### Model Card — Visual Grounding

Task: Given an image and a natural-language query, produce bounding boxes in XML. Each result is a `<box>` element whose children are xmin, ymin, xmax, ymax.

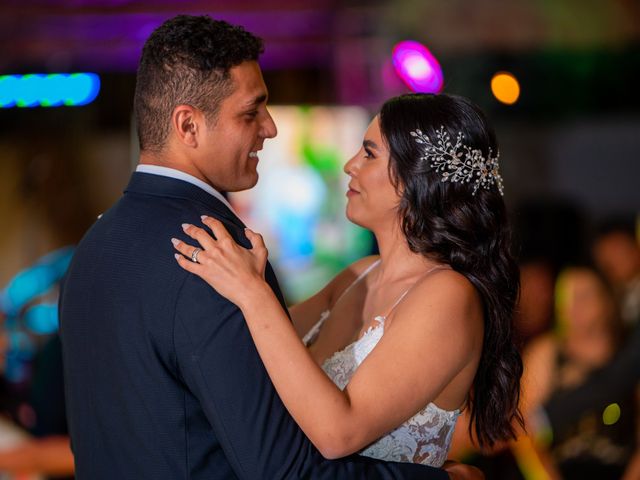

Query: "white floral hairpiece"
<box><xmin>410</xmin><ymin>126</ymin><xmax>504</xmax><ymax>196</ymax></box>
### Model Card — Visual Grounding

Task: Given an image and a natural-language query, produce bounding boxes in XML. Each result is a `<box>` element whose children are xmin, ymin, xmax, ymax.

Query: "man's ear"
<box><xmin>171</xmin><ymin>105</ymin><xmax>202</xmax><ymax>148</ymax></box>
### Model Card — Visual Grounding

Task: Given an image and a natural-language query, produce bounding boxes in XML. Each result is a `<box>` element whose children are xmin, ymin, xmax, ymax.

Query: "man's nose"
<box><xmin>261</xmin><ymin>110</ymin><xmax>277</xmax><ymax>139</ymax></box>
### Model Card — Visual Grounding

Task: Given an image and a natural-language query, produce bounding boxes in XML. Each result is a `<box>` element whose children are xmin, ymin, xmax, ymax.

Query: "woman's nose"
<box><xmin>343</xmin><ymin>154</ymin><xmax>358</xmax><ymax>176</ymax></box>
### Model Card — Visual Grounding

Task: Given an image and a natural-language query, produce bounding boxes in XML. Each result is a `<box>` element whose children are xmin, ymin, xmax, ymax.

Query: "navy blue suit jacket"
<box><xmin>59</xmin><ymin>172</ymin><xmax>447</xmax><ymax>479</ymax></box>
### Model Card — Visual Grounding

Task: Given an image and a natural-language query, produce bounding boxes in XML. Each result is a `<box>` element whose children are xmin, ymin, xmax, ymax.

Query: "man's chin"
<box><xmin>227</xmin><ymin>173</ymin><xmax>259</xmax><ymax>193</ymax></box>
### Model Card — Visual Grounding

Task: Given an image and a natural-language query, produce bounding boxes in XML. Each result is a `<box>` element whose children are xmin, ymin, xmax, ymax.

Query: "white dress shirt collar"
<box><xmin>135</xmin><ymin>164</ymin><xmax>236</xmax><ymax>215</ymax></box>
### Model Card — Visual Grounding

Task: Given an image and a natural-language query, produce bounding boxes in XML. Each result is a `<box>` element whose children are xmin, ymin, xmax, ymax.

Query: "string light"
<box><xmin>0</xmin><ymin>73</ymin><xmax>100</xmax><ymax>108</ymax></box>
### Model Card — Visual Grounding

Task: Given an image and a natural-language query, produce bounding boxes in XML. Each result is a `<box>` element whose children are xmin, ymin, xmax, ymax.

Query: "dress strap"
<box><xmin>303</xmin><ymin>259</ymin><xmax>381</xmax><ymax>346</ymax></box>
<box><xmin>332</xmin><ymin>258</ymin><xmax>381</xmax><ymax>307</ymax></box>
<box><xmin>382</xmin><ymin>265</ymin><xmax>451</xmax><ymax>319</ymax></box>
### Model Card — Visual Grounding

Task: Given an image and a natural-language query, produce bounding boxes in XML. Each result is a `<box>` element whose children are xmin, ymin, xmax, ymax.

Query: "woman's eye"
<box><xmin>364</xmin><ymin>148</ymin><xmax>374</xmax><ymax>159</ymax></box>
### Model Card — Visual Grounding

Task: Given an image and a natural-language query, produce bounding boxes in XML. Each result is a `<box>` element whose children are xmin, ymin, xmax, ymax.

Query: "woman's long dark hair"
<box><xmin>379</xmin><ymin>93</ymin><xmax>524</xmax><ymax>448</ymax></box>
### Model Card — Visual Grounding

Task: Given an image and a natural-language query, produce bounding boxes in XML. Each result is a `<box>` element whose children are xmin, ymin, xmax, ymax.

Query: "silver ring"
<box><xmin>191</xmin><ymin>248</ymin><xmax>202</xmax><ymax>263</ymax></box>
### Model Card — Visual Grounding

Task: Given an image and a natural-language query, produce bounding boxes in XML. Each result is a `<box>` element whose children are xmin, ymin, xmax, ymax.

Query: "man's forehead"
<box><xmin>228</xmin><ymin>61</ymin><xmax>268</xmax><ymax>101</ymax></box>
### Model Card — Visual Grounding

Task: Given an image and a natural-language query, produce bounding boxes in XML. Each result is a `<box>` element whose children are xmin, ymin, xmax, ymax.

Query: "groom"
<box><xmin>59</xmin><ymin>15</ymin><xmax>465</xmax><ymax>479</ymax></box>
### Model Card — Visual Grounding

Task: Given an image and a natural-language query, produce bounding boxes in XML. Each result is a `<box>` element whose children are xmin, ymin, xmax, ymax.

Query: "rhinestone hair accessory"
<box><xmin>410</xmin><ymin>126</ymin><xmax>504</xmax><ymax>196</ymax></box>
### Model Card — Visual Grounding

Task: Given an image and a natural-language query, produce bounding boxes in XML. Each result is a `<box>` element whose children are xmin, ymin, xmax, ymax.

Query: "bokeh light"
<box><xmin>491</xmin><ymin>71</ymin><xmax>521</xmax><ymax>105</ymax></box>
<box><xmin>0</xmin><ymin>73</ymin><xmax>100</xmax><ymax>108</ymax></box>
<box><xmin>392</xmin><ymin>41</ymin><xmax>444</xmax><ymax>93</ymax></box>
<box><xmin>602</xmin><ymin>403</ymin><xmax>621</xmax><ymax>425</ymax></box>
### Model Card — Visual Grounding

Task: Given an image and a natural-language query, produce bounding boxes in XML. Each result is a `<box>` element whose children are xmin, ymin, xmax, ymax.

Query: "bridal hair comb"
<box><xmin>410</xmin><ymin>126</ymin><xmax>504</xmax><ymax>196</ymax></box>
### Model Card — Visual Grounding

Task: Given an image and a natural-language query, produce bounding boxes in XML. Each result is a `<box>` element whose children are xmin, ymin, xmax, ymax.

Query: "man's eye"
<box><xmin>364</xmin><ymin>148</ymin><xmax>374</xmax><ymax>159</ymax></box>
<box><xmin>245</xmin><ymin>111</ymin><xmax>259</xmax><ymax>119</ymax></box>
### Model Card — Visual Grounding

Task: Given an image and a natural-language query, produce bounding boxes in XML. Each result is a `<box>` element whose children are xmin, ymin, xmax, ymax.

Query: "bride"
<box><xmin>172</xmin><ymin>93</ymin><xmax>523</xmax><ymax>466</ymax></box>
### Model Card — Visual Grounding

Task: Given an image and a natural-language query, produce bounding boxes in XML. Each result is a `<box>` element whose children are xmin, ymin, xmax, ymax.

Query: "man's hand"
<box><xmin>443</xmin><ymin>460</ymin><xmax>484</xmax><ymax>480</ymax></box>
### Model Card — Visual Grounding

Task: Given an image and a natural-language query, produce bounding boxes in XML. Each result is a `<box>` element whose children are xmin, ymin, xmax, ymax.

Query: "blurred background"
<box><xmin>0</xmin><ymin>0</ymin><xmax>639</xmax><ymax>478</ymax></box>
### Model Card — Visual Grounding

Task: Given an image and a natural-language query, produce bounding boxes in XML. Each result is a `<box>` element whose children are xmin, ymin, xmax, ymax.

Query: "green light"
<box><xmin>603</xmin><ymin>403</ymin><xmax>621</xmax><ymax>425</ymax></box>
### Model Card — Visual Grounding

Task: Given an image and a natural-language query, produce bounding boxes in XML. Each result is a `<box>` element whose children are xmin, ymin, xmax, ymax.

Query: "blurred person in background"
<box><xmin>0</xmin><ymin>253</ymin><xmax>74</xmax><ymax>479</ymax></box>
<box><xmin>515</xmin><ymin>259</ymin><xmax>556</xmax><ymax>346</ymax></box>
<box><xmin>593</xmin><ymin>217</ymin><xmax>640</xmax><ymax>327</ymax></box>
<box><xmin>521</xmin><ymin>266</ymin><xmax>640</xmax><ymax>479</ymax></box>
<box><xmin>0</xmin><ymin>131</ymin><xmax>93</xmax><ymax>478</ymax></box>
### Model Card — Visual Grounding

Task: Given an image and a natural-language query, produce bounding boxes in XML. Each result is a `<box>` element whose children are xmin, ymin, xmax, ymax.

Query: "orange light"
<box><xmin>491</xmin><ymin>72</ymin><xmax>520</xmax><ymax>105</ymax></box>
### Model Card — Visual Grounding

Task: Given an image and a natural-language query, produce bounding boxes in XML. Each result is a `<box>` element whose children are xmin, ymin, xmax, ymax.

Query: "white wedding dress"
<box><xmin>303</xmin><ymin>261</ymin><xmax>460</xmax><ymax>467</ymax></box>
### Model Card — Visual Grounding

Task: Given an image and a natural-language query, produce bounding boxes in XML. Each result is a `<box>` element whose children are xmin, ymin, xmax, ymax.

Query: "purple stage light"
<box><xmin>392</xmin><ymin>41</ymin><xmax>443</xmax><ymax>93</ymax></box>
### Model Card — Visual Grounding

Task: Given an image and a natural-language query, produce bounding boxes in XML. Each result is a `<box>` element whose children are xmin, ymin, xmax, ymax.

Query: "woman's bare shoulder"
<box><xmin>389</xmin><ymin>268</ymin><xmax>484</xmax><ymax>350</ymax></box>
<box><xmin>410</xmin><ymin>268</ymin><xmax>481</xmax><ymax>313</ymax></box>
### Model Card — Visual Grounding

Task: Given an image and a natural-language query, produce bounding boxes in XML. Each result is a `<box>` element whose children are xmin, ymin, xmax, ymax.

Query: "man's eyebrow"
<box><xmin>246</xmin><ymin>93</ymin><xmax>268</xmax><ymax>107</ymax></box>
<box><xmin>363</xmin><ymin>139</ymin><xmax>379</xmax><ymax>150</ymax></box>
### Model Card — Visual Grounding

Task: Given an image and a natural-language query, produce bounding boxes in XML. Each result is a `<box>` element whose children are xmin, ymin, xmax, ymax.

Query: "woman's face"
<box><xmin>343</xmin><ymin>116</ymin><xmax>402</xmax><ymax>230</ymax></box>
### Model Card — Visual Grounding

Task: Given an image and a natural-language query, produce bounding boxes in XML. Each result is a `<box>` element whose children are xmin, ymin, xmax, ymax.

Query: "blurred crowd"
<box><xmin>450</xmin><ymin>205</ymin><xmax>640</xmax><ymax>479</ymax></box>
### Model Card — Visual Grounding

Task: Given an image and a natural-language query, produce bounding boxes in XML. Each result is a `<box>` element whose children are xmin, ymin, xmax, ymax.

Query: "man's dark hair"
<box><xmin>134</xmin><ymin>15</ymin><xmax>264</xmax><ymax>152</ymax></box>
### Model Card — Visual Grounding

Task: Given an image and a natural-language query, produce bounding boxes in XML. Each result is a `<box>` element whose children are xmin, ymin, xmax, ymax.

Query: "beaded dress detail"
<box><xmin>303</xmin><ymin>261</ymin><xmax>460</xmax><ymax>467</ymax></box>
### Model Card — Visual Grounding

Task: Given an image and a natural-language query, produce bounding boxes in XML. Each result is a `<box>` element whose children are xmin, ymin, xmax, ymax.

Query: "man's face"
<box><xmin>194</xmin><ymin>61</ymin><xmax>277</xmax><ymax>192</ymax></box>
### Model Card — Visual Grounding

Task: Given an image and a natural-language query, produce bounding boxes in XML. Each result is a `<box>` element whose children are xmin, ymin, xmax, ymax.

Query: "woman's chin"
<box><xmin>345</xmin><ymin>209</ymin><xmax>367</xmax><ymax>229</ymax></box>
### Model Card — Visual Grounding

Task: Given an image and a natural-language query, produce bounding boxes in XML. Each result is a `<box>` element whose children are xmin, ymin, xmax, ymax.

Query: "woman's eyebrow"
<box><xmin>363</xmin><ymin>139</ymin><xmax>379</xmax><ymax>150</ymax></box>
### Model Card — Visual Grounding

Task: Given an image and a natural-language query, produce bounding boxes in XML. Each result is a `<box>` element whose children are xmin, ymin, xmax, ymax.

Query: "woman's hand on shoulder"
<box><xmin>172</xmin><ymin>216</ymin><xmax>271</xmax><ymax>309</ymax></box>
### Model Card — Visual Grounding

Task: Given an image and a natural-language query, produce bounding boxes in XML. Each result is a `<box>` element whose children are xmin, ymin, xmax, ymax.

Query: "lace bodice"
<box><xmin>302</xmin><ymin>261</ymin><xmax>460</xmax><ymax>467</ymax></box>
<box><xmin>322</xmin><ymin>312</ymin><xmax>459</xmax><ymax>467</ymax></box>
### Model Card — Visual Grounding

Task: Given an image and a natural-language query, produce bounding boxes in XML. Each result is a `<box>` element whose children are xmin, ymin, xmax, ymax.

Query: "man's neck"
<box><xmin>136</xmin><ymin>155</ymin><xmax>237</xmax><ymax>215</ymax></box>
<box><xmin>139</xmin><ymin>151</ymin><xmax>207</xmax><ymax>184</ymax></box>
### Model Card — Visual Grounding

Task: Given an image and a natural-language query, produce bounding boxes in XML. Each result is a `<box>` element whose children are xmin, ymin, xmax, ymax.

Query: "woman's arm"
<box><xmin>174</xmin><ymin>218</ymin><xmax>481</xmax><ymax>458</ymax></box>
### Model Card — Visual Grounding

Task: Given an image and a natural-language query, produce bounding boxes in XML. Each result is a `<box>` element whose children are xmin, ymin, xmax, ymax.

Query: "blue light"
<box><xmin>0</xmin><ymin>75</ymin><xmax>18</xmax><ymax>107</ymax></box>
<box><xmin>0</xmin><ymin>247</ymin><xmax>74</xmax><ymax>316</ymax></box>
<box><xmin>0</xmin><ymin>73</ymin><xmax>100</xmax><ymax>108</ymax></box>
<box><xmin>24</xmin><ymin>303</ymin><xmax>59</xmax><ymax>335</ymax></box>
<box><xmin>67</xmin><ymin>73</ymin><xmax>100</xmax><ymax>106</ymax></box>
<box><xmin>17</xmin><ymin>74</ymin><xmax>44</xmax><ymax>107</ymax></box>
<box><xmin>41</xmin><ymin>74</ymin><xmax>66</xmax><ymax>107</ymax></box>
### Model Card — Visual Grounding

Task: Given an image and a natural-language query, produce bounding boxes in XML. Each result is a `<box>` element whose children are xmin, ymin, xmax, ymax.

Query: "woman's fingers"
<box><xmin>200</xmin><ymin>216</ymin><xmax>233</xmax><ymax>244</ymax></box>
<box><xmin>171</xmin><ymin>238</ymin><xmax>203</xmax><ymax>262</ymax></box>
<box><xmin>244</xmin><ymin>228</ymin><xmax>265</xmax><ymax>249</ymax></box>
<box><xmin>181</xmin><ymin>223</ymin><xmax>217</xmax><ymax>251</ymax></box>
<box><xmin>174</xmin><ymin>251</ymin><xmax>204</xmax><ymax>275</ymax></box>
<box><xmin>245</xmin><ymin>228</ymin><xmax>268</xmax><ymax>259</ymax></box>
